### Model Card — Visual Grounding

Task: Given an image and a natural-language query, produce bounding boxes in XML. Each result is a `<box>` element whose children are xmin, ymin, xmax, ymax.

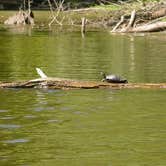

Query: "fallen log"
<box><xmin>1</xmin><ymin>68</ymin><xmax>165</xmax><ymax>90</ymax></box>
<box><xmin>151</xmin><ymin>7</ymin><xmax>166</xmax><ymax>19</ymax></box>
<box><xmin>128</xmin><ymin>21</ymin><xmax>166</xmax><ymax>32</ymax></box>
<box><xmin>0</xmin><ymin>78</ymin><xmax>166</xmax><ymax>90</ymax></box>
<box><xmin>112</xmin><ymin>9</ymin><xmax>166</xmax><ymax>33</ymax></box>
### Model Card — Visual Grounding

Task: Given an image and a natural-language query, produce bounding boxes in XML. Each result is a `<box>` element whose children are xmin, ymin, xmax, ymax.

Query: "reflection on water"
<box><xmin>3</xmin><ymin>138</ymin><xmax>29</xmax><ymax>144</ymax></box>
<box><xmin>0</xmin><ymin>124</ymin><xmax>21</xmax><ymax>129</ymax></box>
<box><xmin>4</xmin><ymin>25</ymin><xmax>33</xmax><ymax>36</ymax></box>
<box><xmin>0</xmin><ymin>28</ymin><xmax>166</xmax><ymax>83</ymax></box>
<box><xmin>129</xmin><ymin>36</ymin><xmax>135</xmax><ymax>73</ymax></box>
<box><xmin>0</xmin><ymin>88</ymin><xmax>165</xmax><ymax>166</ymax></box>
<box><xmin>0</xmin><ymin>110</ymin><xmax>9</xmax><ymax>113</ymax></box>
<box><xmin>0</xmin><ymin>28</ymin><xmax>166</xmax><ymax>166</ymax></box>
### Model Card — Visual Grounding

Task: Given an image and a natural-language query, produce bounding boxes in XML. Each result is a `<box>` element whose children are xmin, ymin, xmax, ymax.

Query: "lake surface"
<box><xmin>0</xmin><ymin>26</ymin><xmax>166</xmax><ymax>166</ymax></box>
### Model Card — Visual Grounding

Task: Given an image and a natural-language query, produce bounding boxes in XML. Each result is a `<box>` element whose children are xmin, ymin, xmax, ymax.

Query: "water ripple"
<box><xmin>0</xmin><ymin>124</ymin><xmax>21</xmax><ymax>129</ymax></box>
<box><xmin>47</xmin><ymin>119</ymin><xmax>60</xmax><ymax>123</ymax></box>
<box><xmin>2</xmin><ymin>139</ymin><xmax>29</xmax><ymax>144</ymax></box>
<box><xmin>24</xmin><ymin>115</ymin><xmax>37</xmax><ymax>119</ymax></box>
<box><xmin>0</xmin><ymin>110</ymin><xmax>9</xmax><ymax>113</ymax></box>
<box><xmin>0</xmin><ymin>116</ymin><xmax>14</xmax><ymax>120</ymax></box>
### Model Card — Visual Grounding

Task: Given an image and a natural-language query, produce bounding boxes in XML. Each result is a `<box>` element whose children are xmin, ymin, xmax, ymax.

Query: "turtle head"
<box><xmin>100</xmin><ymin>72</ymin><xmax>106</xmax><ymax>79</ymax></box>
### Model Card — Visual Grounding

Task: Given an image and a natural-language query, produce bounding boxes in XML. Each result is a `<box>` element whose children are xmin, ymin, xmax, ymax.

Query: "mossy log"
<box><xmin>0</xmin><ymin>78</ymin><xmax>166</xmax><ymax>90</ymax></box>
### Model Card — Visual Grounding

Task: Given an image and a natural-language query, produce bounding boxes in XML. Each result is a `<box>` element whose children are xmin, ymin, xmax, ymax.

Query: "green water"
<box><xmin>0</xmin><ymin>27</ymin><xmax>166</xmax><ymax>166</ymax></box>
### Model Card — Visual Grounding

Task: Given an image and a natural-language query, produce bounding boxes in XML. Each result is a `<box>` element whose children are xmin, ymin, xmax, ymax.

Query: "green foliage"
<box><xmin>93</xmin><ymin>4</ymin><xmax>121</xmax><ymax>11</ymax></box>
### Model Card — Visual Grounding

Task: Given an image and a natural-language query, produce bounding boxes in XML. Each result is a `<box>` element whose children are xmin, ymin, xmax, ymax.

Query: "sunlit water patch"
<box><xmin>0</xmin><ymin>124</ymin><xmax>21</xmax><ymax>129</ymax></box>
<box><xmin>2</xmin><ymin>138</ymin><xmax>29</xmax><ymax>144</ymax></box>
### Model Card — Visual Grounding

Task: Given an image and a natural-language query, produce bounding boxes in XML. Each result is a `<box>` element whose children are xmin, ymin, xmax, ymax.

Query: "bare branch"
<box><xmin>127</xmin><ymin>10</ymin><xmax>136</xmax><ymax>29</ymax></box>
<box><xmin>111</xmin><ymin>15</ymin><xmax>124</xmax><ymax>32</ymax></box>
<box><xmin>48</xmin><ymin>0</ymin><xmax>65</xmax><ymax>27</ymax></box>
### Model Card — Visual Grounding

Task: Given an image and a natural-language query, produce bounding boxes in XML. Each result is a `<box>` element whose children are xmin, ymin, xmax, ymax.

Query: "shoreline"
<box><xmin>0</xmin><ymin>1</ymin><xmax>165</xmax><ymax>32</ymax></box>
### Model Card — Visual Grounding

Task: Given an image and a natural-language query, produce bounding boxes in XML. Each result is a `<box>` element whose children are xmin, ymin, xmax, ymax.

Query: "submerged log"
<box><xmin>0</xmin><ymin>78</ymin><xmax>166</xmax><ymax>90</ymax></box>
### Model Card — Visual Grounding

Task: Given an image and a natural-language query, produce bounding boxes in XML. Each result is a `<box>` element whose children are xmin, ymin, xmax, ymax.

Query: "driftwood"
<box><xmin>129</xmin><ymin>21</ymin><xmax>166</xmax><ymax>32</ymax></box>
<box><xmin>112</xmin><ymin>8</ymin><xmax>166</xmax><ymax>33</ymax></box>
<box><xmin>0</xmin><ymin>69</ymin><xmax>165</xmax><ymax>90</ymax></box>
<box><xmin>0</xmin><ymin>78</ymin><xmax>166</xmax><ymax>90</ymax></box>
<box><xmin>4</xmin><ymin>0</ymin><xmax>34</xmax><ymax>25</ymax></box>
<box><xmin>4</xmin><ymin>10</ymin><xmax>34</xmax><ymax>25</ymax></box>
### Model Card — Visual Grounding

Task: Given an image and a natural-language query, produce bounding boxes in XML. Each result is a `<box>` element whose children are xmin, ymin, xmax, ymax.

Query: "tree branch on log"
<box><xmin>126</xmin><ymin>10</ymin><xmax>136</xmax><ymax>29</ymax></box>
<box><xmin>119</xmin><ymin>10</ymin><xmax>136</xmax><ymax>32</ymax></box>
<box><xmin>111</xmin><ymin>15</ymin><xmax>124</xmax><ymax>32</ymax></box>
<box><xmin>111</xmin><ymin>9</ymin><xmax>166</xmax><ymax>33</ymax></box>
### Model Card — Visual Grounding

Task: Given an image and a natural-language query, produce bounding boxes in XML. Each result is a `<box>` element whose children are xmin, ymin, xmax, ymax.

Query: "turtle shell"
<box><xmin>105</xmin><ymin>74</ymin><xmax>127</xmax><ymax>83</ymax></box>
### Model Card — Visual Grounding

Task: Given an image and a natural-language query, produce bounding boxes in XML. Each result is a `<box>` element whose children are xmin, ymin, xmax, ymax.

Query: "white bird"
<box><xmin>36</xmin><ymin>68</ymin><xmax>48</xmax><ymax>79</ymax></box>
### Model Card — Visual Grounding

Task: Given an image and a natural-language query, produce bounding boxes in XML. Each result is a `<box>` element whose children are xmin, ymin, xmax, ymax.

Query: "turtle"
<box><xmin>101</xmin><ymin>72</ymin><xmax>128</xmax><ymax>83</ymax></box>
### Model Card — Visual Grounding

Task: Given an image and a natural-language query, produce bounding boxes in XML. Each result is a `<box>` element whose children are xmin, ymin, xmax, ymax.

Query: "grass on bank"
<box><xmin>0</xmin><ymin>9</ymin><xmax>113</xmax><ymax>26</ymax></box>
<box><xmin>0</xmin><ymin>0</ymin><xmax>165</xmax><ymax>26</ymax></box>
